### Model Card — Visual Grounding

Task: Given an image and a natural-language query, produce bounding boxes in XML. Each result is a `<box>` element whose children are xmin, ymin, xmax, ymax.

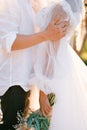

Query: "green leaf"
<box><xmin>25</xmin><ymin>92</ymin><xmax>56</xmax><ymax>130</ymax></box>
<box><xmin>35</xmin><ymin>119</ymin><xmax>40</xmax><ymax>130</ymax></box>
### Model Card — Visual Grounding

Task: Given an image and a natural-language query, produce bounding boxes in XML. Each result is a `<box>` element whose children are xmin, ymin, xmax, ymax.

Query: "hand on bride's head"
<box><xmin>43</xmin><ymin>17</ymin><xmax>69</xmax><ymax>41</ymax></box>
<box><xmin>52</xmin><ymin>16</ymin><xmax>62</xmax><ymax>25</ymax></box>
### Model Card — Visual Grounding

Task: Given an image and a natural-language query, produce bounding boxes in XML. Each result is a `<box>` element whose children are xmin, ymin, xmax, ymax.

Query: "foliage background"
<box><xmin>80</xmin><ymin>39</ymin><xmax>87</xmax><ymax>65</ymax></box>
<box><xmin>78</xmin><ymin>2</ymin><xmax>87</xmax><ymax>65</ymax></box>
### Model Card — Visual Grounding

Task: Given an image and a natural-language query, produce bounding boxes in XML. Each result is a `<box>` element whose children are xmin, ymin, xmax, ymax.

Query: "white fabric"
<box><xmin>34</xmin><ymin>0</ymin><xmax>87</xmax><ymax>130</ymax></box>
<box><xmin>35</xmin><ymin>0</ymin><xmax>83</xmax><ymax>88</ymax></box>
<box><xmin>0</xmin><ymin>0</ymin><xmax>39</xmax><ymax>95</ymax></box>
<box><xmin>66</xmin><ymin>0</ymin><xmax>84</xmax><ymax>12</ymax></box>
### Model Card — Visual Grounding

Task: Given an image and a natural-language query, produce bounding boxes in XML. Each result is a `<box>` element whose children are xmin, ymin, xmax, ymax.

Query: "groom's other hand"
<box><xmin>43</xmin><ymin>17</ymin><xmax>69</xmax><ymax>41</ymax></box>
<box><xmin>39</xmin><ymin>90</ymin><xmax>52</xmax><ymax>117</ymax></box>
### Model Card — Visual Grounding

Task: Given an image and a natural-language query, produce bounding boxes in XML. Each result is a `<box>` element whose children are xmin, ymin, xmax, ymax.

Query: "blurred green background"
<box><xmin>80</xmin><ymin>39</ymin><xmax>87</xmax><ymax>65</ymax></box>
<box><xmin>76</xmin><ymin>2</ymin><xmax>87</xmax><ymax>65</ymax></box>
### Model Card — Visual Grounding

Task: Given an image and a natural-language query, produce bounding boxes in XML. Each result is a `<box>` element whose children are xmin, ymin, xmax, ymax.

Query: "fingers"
<box><xmin>41</xmin><ymin>104</ymin><xmax>52</xmax><ymax>117</ymax></box>
<box><xmin>56</xmin><ymin>21</ymin><xmax>69</xmax><ymax>28</ymax></box>
<box><xmin>46</xmin><ymin>103</ymin><xmax>52</xmax><ymax>115</ymax></box>
<box><xmin>39</xmin><ymin>90</ymin><xmax>52</xmax><ymax>117</ymax></box>
<box><xmin>55</xmin><ymin>20</ymin><xmax>69</xmax><ymax>36</ymax></box>
<box><xmin>40</xmin><ymin>98</ymin><xmax>52</xmax><ymax>117</ymax></box>
<box><xmin>45</xmin><ymin>16</ymin><xmax>70</xmax><ymax>41</ymax></box>
<box><xmin>45</xmin><ymin>104</ymin><xmax>52</xmax><ymax>115</ymax></box>
<box><xmin>52</xmin><ymin>16</ymin><xmax>61</xmax><ymax>25</ymax></box>
<box><xmin>63</xmin><ymin>21</ymin><xmax>70</xmax><ymax>28</ymax></box>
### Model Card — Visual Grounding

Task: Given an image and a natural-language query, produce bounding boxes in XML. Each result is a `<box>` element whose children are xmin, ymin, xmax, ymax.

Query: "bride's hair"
<box><xmin>37</xmin><ymin>2</ymin><xmax>69</xmax><ymax>31</ymax></box>
<box><xmin>51</xmin><ymin>4</ymin><xmax>68</xmax><ymax>24</ymax></box>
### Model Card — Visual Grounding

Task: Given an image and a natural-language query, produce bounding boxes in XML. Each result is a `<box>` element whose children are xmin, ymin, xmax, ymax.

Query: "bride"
<box><xmin>31</xmin><ymin>0</ymin><xmax>87</xmax><ymax>130</ymax></box>
<box><xmin>0</xmin><ymin>0</ymin><xmax>86</xmax><ymax>129</ymax></box>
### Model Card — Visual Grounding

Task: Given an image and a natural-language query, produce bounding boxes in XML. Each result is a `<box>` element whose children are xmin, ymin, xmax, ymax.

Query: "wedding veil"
<box><xmin>66</xmin><ymin>0</ymin><xmax>85</xmax><ymax>22</ymax></box>
<box><xmin>66</xmin><ymin>0</ymin><xmax>84</xmax><ymax>12</ymax></box>
<box><xmin>29</xmin><ymin>0</ymin><xmax>85</xmax><ymax>91</ymax></box>
<box><xmin>48</xmin><ymin>0</ymin><xmax>84</xmax><ymax>12</ymax></box>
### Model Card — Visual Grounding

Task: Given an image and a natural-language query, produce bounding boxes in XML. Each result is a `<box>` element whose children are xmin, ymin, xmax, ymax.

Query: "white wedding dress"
<box><xmin>31</xmin><ymin>0</ymin><xmax>87</xmax><ymax>130</ymax></box>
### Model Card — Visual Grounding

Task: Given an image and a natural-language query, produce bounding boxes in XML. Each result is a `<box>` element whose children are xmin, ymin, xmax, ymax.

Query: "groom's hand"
<box><xmin>39</xmin><ymin>90</ymin><xmax>52</xmax><ymax>117</ymax></box>
<box><xmin>43</xmin><ymin>17</ymin><xmax>69</xmax><ymax>41</ymax></box>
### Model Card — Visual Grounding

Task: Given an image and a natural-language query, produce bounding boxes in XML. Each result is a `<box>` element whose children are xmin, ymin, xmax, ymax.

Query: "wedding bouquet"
<box><xmin>16</xmin><ymin>85</ymin><xmax>55</xmax><ymax>130</ymax></box>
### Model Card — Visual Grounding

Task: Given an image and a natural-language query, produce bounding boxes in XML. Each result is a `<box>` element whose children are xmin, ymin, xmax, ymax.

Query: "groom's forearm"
<box><xmin>11</xmin><ymin>31</ymin><xmax>47</xmax><ymax>51</ymax></box>
<box><xmin>12</xmin><ymin>19</ymin><xmax>69</xmax><ymax>51</ymax></box>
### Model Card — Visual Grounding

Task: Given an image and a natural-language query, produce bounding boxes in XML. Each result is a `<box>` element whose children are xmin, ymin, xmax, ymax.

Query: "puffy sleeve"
<box><xmin>0</xmin><ymin>0</ymin><xmax>21</xmax><ymax>53</ymax></box>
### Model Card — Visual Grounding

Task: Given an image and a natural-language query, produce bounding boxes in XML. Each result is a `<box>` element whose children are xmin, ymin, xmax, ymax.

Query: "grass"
<box><xmin>80</xmin><ymin>39</ymin><xmax>87</xmax><ymax>65</ymax></box>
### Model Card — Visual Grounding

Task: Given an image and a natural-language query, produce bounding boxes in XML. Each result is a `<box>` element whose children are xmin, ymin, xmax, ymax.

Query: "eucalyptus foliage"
<box><xmin>25</xmin><ymin>93</ymin><xmax>55</xmax><ymax>130</ymax></box>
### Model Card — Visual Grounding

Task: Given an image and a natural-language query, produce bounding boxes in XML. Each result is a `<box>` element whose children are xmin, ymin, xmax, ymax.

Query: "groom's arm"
<box><xmin>12</xmin><ymin>18</ymin><xmax>69</xmax><ymax>51</ymax></box>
